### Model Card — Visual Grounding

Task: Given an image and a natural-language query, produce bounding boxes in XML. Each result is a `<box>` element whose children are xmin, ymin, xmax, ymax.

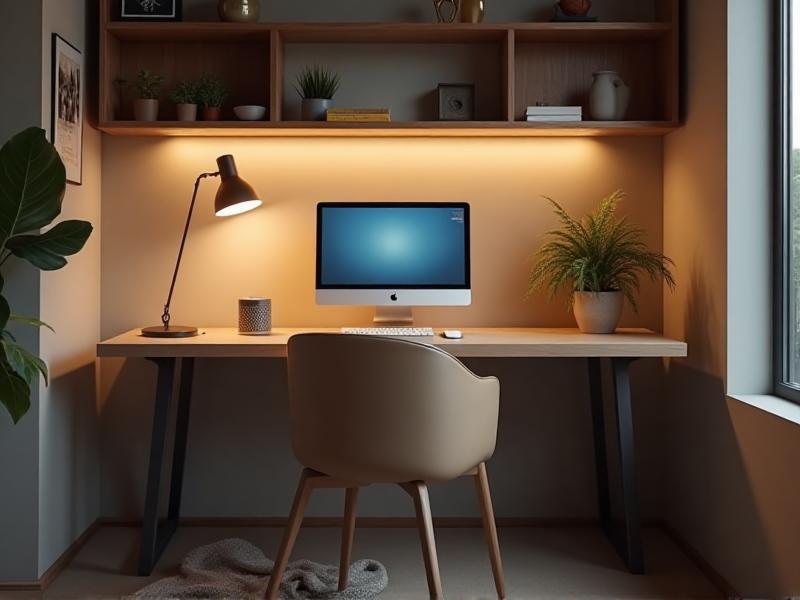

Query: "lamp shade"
<box><xmin>214</xmin><ymin>154</ymin><xmax>262</xmax><ymax>217</ymax></box>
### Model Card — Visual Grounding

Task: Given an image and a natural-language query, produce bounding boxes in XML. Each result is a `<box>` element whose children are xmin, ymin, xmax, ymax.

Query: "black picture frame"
<box><xmin>437</xmin><ymin>84</ymin><xmax>476</xmax><ymax>121</ymax></box>
<box><xmin>121</xmin><ymin>0</ymin><xmax>182</xmax><ymax>21</ymax></box>
<box><xmin>51</xmin><ymin>33</ymin><xmax>83</xmax><ymax>186</ymax></box>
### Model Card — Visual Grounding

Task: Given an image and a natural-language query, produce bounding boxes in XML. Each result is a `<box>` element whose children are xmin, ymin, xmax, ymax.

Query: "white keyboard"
<box><xmin>341</xmin><ymin>327</ymin><xmax>435</xmax><ymax>337</ymax></box>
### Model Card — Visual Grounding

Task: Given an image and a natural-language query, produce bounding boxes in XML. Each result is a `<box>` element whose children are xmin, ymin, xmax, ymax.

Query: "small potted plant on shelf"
<box><xmin>528</xmin><ymin>190</ymin><xmax>675</xmax><ymax>334</ymax></box>
<box><xmin>296</xmin><ymin>65</ymin><xmax>341</xmax><ymax>121</ymax></box>
<box><xmin>132</xmin><ymin>68</ymin><xmax>164</xmax><ymax>122</ymax></box>
<box><xmin>169</xmin><ymin>79</ymin><xmax>200</xmax><ymax>122</ymax></box>
<box><xmin>197</xmin><ymin>76</ymin><xmax>228</xmax><ymax>121</ymax></box>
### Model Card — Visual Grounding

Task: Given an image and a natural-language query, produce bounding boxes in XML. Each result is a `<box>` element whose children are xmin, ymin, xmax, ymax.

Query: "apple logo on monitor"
<box><xmin>390</xmin><ymin>293</ymin><xmax>398</xmax><ymax>302</ymax></box>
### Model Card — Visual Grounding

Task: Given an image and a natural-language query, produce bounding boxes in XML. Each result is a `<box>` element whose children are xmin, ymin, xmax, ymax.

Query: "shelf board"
<box><xmin>99</xmin><ymin>120</ymin><xmax>678</xmax><ymax>138</ymax></box>
<box><xmin>105</xmin><ymin>21</ymin><xmax>673</xmax><ymax>44</ymax></box>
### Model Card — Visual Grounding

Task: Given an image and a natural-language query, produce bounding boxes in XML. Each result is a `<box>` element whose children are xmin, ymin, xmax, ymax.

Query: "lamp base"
<box><xmin>141</xmin><ymin>325</ymin><xmax>199</xmax><ymax>338</ymax></box>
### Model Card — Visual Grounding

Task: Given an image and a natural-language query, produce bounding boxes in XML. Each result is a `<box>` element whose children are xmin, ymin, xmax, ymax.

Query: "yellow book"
<box><xmin>327</xmin><ymin>114</ymin><xmax>392</xmax><ymax>122</ymax></box>
<box><xmin>328</xmin><ymin>108</ymin><xmax>390</xmax><ymax>115</ymax></box>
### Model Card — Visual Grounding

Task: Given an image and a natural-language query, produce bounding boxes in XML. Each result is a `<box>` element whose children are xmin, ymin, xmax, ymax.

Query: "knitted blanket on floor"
<box><xmin>132</xmin><ymin>538</ymin><xmax>388</xmax><ymax>599</ymax></box>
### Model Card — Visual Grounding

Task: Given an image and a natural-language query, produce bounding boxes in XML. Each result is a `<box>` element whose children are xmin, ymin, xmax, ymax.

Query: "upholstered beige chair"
<box><xmin>265</xmin><ymin>334</ymin><xmax>504</xmax><ymax>599</ymax></box>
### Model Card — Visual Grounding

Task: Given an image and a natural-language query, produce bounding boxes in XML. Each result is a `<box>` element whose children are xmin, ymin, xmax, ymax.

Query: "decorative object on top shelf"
<box><xmin>551</xmin><ymin>0</ymin><xmax>597</xmax><ymax>22</ymax></box>
<box><xmin>121</xmin><ymin>0</ymin><xmax>182</xmax><ymax>21</ymax></box>
<box><xmin>131</xmin><ymin>68</ymin><xmax>163</xmax><ymax>122</ymax></box>
<box><xmin>460</xmin><ymin>0</ymin><xmax>485</xmax><ymax>23</ymax></box>
<box><xmin>218</xmin><ymin>0</ymin><xmax>260</xmax><ymax>22</ymax></box>
<box><xmin>327</xmin><ymin>108</ymin><xmax>391</xmax><ymax>123</ymax></box>
<box><xmin>51</xmin><ymin>34</ymin><xmax>83</xmax><ymax>185</ymax></box>
<box><xmin>589</xmin><ymin>71</ymin><xmax>630</xmax><ymax>120</ymax></box>
<box><xmin>238</xmin><ymin>298</ymin><xmax>272</xmax><ymax>335</ymax></box>
<box><xmin>234</xmin><ymin>105</ymin><xmax>267</xmax><ymax>121</ymax></box>
<box><xmin>438</xmin><ymin>84</ymin><xmax>475</xmax><ymax>121</ymax></box>
<box><xmin>197</xmin><ymin>76</ymin><xmax>228</xmax><ymax>121</ymax></box>
<box><xmin>169</xmin><ymin>80</ymin><xmax>200</xmax><ymax>122</ymax></box>
<box><xmin>296</xmin><ymin>66</ymin><xmax>341</xmax><ymax>121</ymax></box>
<box><xmin>525</xmin><ymin>105</ymin><xmax>582</xmax><ymax>122</ymax></box>
<box><xmin>433</xmin><ymin>0</ymin><xmax>460</xmax><ymax>23</ymax></box>
<box><xmin>528</xmin><ymin>190</ymin><xmax>675</xmax><ymax>334</ymax></box>
<box><xmin>0</xmin><ymin>127</ymin><xmax>93</xmax><ymax>424</ymax></box>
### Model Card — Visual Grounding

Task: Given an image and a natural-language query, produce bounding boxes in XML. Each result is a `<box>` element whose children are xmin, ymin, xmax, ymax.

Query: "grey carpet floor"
<box><xmin>10</xmin><ymin>526</ymin><xmax>721</xmax><ymax>599</ymax></box>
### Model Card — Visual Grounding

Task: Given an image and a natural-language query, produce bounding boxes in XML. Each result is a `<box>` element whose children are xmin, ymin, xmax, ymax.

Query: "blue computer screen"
<box><xmin>317</xmin><ymin>204</ymin><xmax>469</xmax><ymax>288</ymax></box>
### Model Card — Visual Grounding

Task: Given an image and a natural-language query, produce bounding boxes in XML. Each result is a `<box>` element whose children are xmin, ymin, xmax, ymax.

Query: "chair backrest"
<box><xmin>287</xmin><ymin>334</ymin><xmax>500</xmax><ymax>483</ymax></box>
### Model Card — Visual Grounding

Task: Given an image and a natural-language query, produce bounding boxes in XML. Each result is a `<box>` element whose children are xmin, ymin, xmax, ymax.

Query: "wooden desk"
<box><xmin>98</xmin><ymin>327</ymin><xmax>686</xmax><ymax>577</ymax></box>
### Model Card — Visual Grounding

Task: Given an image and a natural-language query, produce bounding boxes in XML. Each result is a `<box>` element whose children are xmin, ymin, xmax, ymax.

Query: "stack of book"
<box><xmin>327</xmin><ymin>108</ymin><xmax>391</xmax><ymax>123</ymax></box>
<box><xmin>525</xmin><ymin>106</ymin><xmax>582</xmax><ymax>122</ymax></box>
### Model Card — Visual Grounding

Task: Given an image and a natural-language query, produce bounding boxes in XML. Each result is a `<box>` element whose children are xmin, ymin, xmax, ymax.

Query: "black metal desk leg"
<box><xmin>139</xmin><ymin>357</ymin><xmax>176</xmax><ymax>576</ymax></box>
<box><xmin>138</xmin><ymin>357</ymin><xmax>196</xmax><ymax>576</ymax></box>
<box><xmin>587</xmin><ymin>358</ymin><xmax>611</xmax><ymax>525</ymax></box>
<box><xmin>611</xmin><ymin>357</ymin><xmax>644</xmax><ymax>574</ymax></box>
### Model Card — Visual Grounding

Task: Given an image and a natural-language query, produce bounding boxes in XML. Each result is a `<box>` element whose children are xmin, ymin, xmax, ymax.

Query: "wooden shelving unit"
<box><xmin>99</xmin><ymin>2</ymin><xmax>679</xmax><ymax>138</ymax></box>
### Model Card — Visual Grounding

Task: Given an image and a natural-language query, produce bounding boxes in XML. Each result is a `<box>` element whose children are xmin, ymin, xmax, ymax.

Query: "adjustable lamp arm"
<box><xmin>160</xmin><ymin>171</ymin><xmax>219</xmax><ymax>329</ymax></box>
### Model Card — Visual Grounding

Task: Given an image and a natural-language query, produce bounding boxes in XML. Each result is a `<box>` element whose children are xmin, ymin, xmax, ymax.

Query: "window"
<box><xmin>777</xmin><ymin>0</ymin><xmax>800</xmax><ymax>403</ymax></box>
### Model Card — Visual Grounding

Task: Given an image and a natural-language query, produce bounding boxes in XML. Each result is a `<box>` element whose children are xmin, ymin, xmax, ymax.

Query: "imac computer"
<box><xmin>316</xmin><ymin>202</ymin><xmax>471</xmax><ymax>324</ymax></box>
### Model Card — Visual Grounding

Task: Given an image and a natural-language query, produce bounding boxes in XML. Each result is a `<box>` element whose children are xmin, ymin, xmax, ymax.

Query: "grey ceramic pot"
<box><xmin>573</xmin><ymin>291</ymin><xmax>623</xmax><ymax>334</ymax></box>
<box><xmin>175</xmin><ymin>103</ymin><xmax>197</xmax><ymax>122</ymax></box>
<box><xmin>133</xmin><ymin>98</ymin><xmax>159</xmax><ymax>122</ymax></box>
<box><xmin>301</xmin><ymin>98</ymin><xmax>332</xmax><ymax>121</ymax></box>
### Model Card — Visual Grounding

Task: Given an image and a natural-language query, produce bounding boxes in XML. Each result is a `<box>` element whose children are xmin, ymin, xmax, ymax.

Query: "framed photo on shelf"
<box><xmin>51</xmin><ymin>34</ymin><xmax>83</xmax><ymax>185</ymax></box>
<box><xmin>437</xmin><ymin>84</ymin><xmax>476</xmax><ymax>121</ymax></box>
<box><xmin>121</xmin><ymin>0</ymin><xmax>182</xmax><ymax>21</ymax></box>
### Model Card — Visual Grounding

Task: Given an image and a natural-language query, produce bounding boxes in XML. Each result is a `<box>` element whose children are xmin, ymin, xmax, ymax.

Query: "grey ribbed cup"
<box><xmin>238</xmin><ymin>298</ymin><xmax>271</xmax><ymax>335</ymax></box>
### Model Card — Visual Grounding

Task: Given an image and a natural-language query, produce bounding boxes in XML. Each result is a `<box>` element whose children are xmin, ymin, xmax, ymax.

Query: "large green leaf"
<box><xmin>8</xmin><ymin>313</ymin><xmax>54</xmax><ymax>332</ymax></box>
<box><xmin>1</xmin><ymin>339</ymin><xmax>48</xmax><ymax>386</ymax></box>
<box><xmin>0</xmin><ymin>294</ymin><xmax>8</xmax><ymax>331</ymax></box>
<box><xmin>7</xmin><ymin>220</ymin><xmax>93</xmax><ymax>270</ymax></box>
<box><xmin>0</xmin><ymin>127</ymin><xmax>66</xmax><ymax>247</ymax></box>
<box><xmin>0</xmin><ymin>359</ymin><xmax>31</xmax><ymax>424</ymax></box>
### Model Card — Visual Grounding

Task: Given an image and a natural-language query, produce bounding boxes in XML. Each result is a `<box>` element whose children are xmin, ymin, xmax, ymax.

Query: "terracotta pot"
<box><xmin>202</xmin><ymin>107</ymin><xmax>222</xmax><ymax>121</ymax></box>
<box><xmin>559</xmin><ymin>0</ymin><xmax>591</xmax><ymax>16</ymax></box>
<box><xmin>573</xmin><ymin>291</ymin><xmax>623</xmax><ymax>334</ymax></box>
<box><xmin>176</xmin><ymin>103</ymin><xmax>197</xmax><ymax>122</ymax></box>
<box><xmin>133</xmin><ymin>98</ymin><xmax>159</xmax><ymax>122</ymax></box>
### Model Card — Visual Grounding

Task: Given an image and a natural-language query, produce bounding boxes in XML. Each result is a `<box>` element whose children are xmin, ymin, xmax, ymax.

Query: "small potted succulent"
<box><xmin>296</xmin><ymin>65</ymin><xmax>341</xmax><ymax>121</ymax></box>
<box><xmin>528</xmin><ymin>190</ymin><xmax>675</xmax><ymax>334</ymax></box>
<box><xmin>197</xmin><ymin>76</ymin><xmax>228</xmax><ymax>121</ymax></box>
<box><xmin>169</xmin><ymin>79</ymin><xmax>199</xmax><ymax>122</ymax></box>
<box><xmin>132</xmin><ymin>68</ymin><xmax>164</xmax><ymax>122</ymax></box>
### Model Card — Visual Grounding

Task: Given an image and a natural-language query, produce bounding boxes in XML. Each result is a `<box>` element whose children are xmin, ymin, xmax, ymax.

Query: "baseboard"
<box><xmin>99</xmin><ymin>516</ymin><xmax>599</xmax><ymax>529</ymax></box>
<box><xmin>655</xmin><ymin>520</ymin><xmax>741</xmax><ymax>600</ymax></box>
<box><xmin>0</xmin><ymin>519</ymin><xmax>100</xmax><ymax>592</ymax></box>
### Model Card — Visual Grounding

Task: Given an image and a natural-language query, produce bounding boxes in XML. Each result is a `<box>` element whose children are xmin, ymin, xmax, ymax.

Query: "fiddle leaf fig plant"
<box><xmin>528</xmin><ymin>190</ymin><xmax>675</xmax><ymax>311</ymax></box>
<box><xmin>0</xmin><ymin>127</ymin><xmax>93</xmax><ymax>424</ymax></box>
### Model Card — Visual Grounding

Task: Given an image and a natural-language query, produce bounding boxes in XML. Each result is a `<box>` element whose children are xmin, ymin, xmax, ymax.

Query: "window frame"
<box><xmin>775</xmin><ymin>0</ymin><xmax>800</xmax><ymax>403</ymax></box>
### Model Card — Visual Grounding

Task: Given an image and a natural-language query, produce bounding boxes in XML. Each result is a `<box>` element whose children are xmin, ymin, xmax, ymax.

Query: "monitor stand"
<box><xmin>373</xmin><ymin>306</ymin><xmax>413</xmax><ymax>324</ymax></box>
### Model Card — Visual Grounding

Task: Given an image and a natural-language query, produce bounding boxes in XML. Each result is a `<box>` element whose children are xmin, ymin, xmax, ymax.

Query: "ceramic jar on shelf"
<box><xmin>218</xmin><ymin>0</ymin><xmax>260</xmax><ymax>22</ymax></box>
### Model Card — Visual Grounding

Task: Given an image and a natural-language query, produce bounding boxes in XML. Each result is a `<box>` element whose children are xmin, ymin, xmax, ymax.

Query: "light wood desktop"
<box><xmin>97</xmin><ymin>327</ymin><xmax>687</xmax><ymax>578</ymax></box>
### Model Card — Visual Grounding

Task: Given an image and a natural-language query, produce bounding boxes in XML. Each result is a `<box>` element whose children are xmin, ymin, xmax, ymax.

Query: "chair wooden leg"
<box><xmin>339</xmin><ymin>487</ymin><xmax>359</xmax><ymax>592</ymax></box>
<box><xmin>401</xmin><ymin>481</ymin><xmax>443</xmax><ymax>599</ymax></box>
<box><xmin>265</xmin><ymin>469</ymin><xmax>314</xmax><ymax>600</ymax></box>
<box><xmin>474</xmin><ymin>463</ymin><xmax>505</xmax><ymax>599</ymax></box>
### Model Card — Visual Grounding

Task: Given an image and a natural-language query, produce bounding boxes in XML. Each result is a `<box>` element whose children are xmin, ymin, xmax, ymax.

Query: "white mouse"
<box><xmin>442</xmin><ymin>330</ymin><xmax>463</xmax><ymax>340</ymax></box>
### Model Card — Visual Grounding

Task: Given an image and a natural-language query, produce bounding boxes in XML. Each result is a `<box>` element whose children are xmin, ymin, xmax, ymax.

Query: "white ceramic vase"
<box><xmin>573</xmin><ymin>291</ymin><xmax>623</xmax><ymax>334</ymax></box>
<box><xmin>175</xmin><ymin>103</ymin><xmax>197</xmax><ymax>122</ymax></box>
<box><xmin>589</xmin><ymin>71</ymin><xmax>630</xmax><ymax>121</ymax></box>
<box><xmin>134</xmin><ymin>98</ymin><xmax>159</xmax><ymax>122</ymax></box>
<box><xmin>301</xmin><ymin>98</ymin><xmax>332</xmax><ymax>121</ymax></box>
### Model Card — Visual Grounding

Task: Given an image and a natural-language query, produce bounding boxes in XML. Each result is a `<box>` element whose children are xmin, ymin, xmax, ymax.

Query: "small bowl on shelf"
<box><xmin>234</xmin><ymin>105</ymin><xmax>267</xmax><ymax>121</ymax></box>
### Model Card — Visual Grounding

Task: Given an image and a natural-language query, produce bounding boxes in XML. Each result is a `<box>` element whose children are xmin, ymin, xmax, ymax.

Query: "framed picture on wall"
<box><xmin>121</xmin><ymin>0</ymin><xmax>182</xmax><ymax>21</ymax></box>
<box><xmin>51</xmin><ymin>34</ymin><xmax>83</xmax><ymax>185</ymax></box>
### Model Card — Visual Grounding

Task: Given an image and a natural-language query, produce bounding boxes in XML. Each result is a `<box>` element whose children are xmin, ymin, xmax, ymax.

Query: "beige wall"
<box><xmin>662</xmin><ymin>0</ymin><xmax>800</xmax><ymax>596</ymax></box>
<box><xmin>99</xmin><ymin>136</ymin><xmax>666</xmax><ymax>519</ymax></box>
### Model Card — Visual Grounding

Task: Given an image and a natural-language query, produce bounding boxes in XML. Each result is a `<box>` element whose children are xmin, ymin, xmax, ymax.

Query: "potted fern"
<box><xmin>197</xmin><ymin>76</ymin><xmax>228</xmax><ymax>121</ymax></box>
<box><xmin>132</xmin><ymin>68</ymin><xmax>164</xmax><ymax>122</ymax></box>
<box><xmin>169</xmin><ymin>79</ymin><xmax>199</xmax><ymax>122</ymax></box>
<box><xmin>296</xmin><ymin>65</ymin><xmax>341</xmax><ymax>121</ymax></box>
<box><xmin>528</xmin><ymin>190</ymin><xmax>675</xmax><ymax>334</ymax></box>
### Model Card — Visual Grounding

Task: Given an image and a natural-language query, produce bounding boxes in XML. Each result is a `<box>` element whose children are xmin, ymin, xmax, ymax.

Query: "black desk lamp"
<box><xmin>141</xmin><ymin>155</ymin><xmax>262</xmax><ymax>338</ymax></box>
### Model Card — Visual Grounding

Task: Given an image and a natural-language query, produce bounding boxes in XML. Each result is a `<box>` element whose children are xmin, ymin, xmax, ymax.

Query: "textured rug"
<box><xmin>132</xmin><ymin>538</ymin><xmax>388</xmax><ymax>599</ymax></box>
